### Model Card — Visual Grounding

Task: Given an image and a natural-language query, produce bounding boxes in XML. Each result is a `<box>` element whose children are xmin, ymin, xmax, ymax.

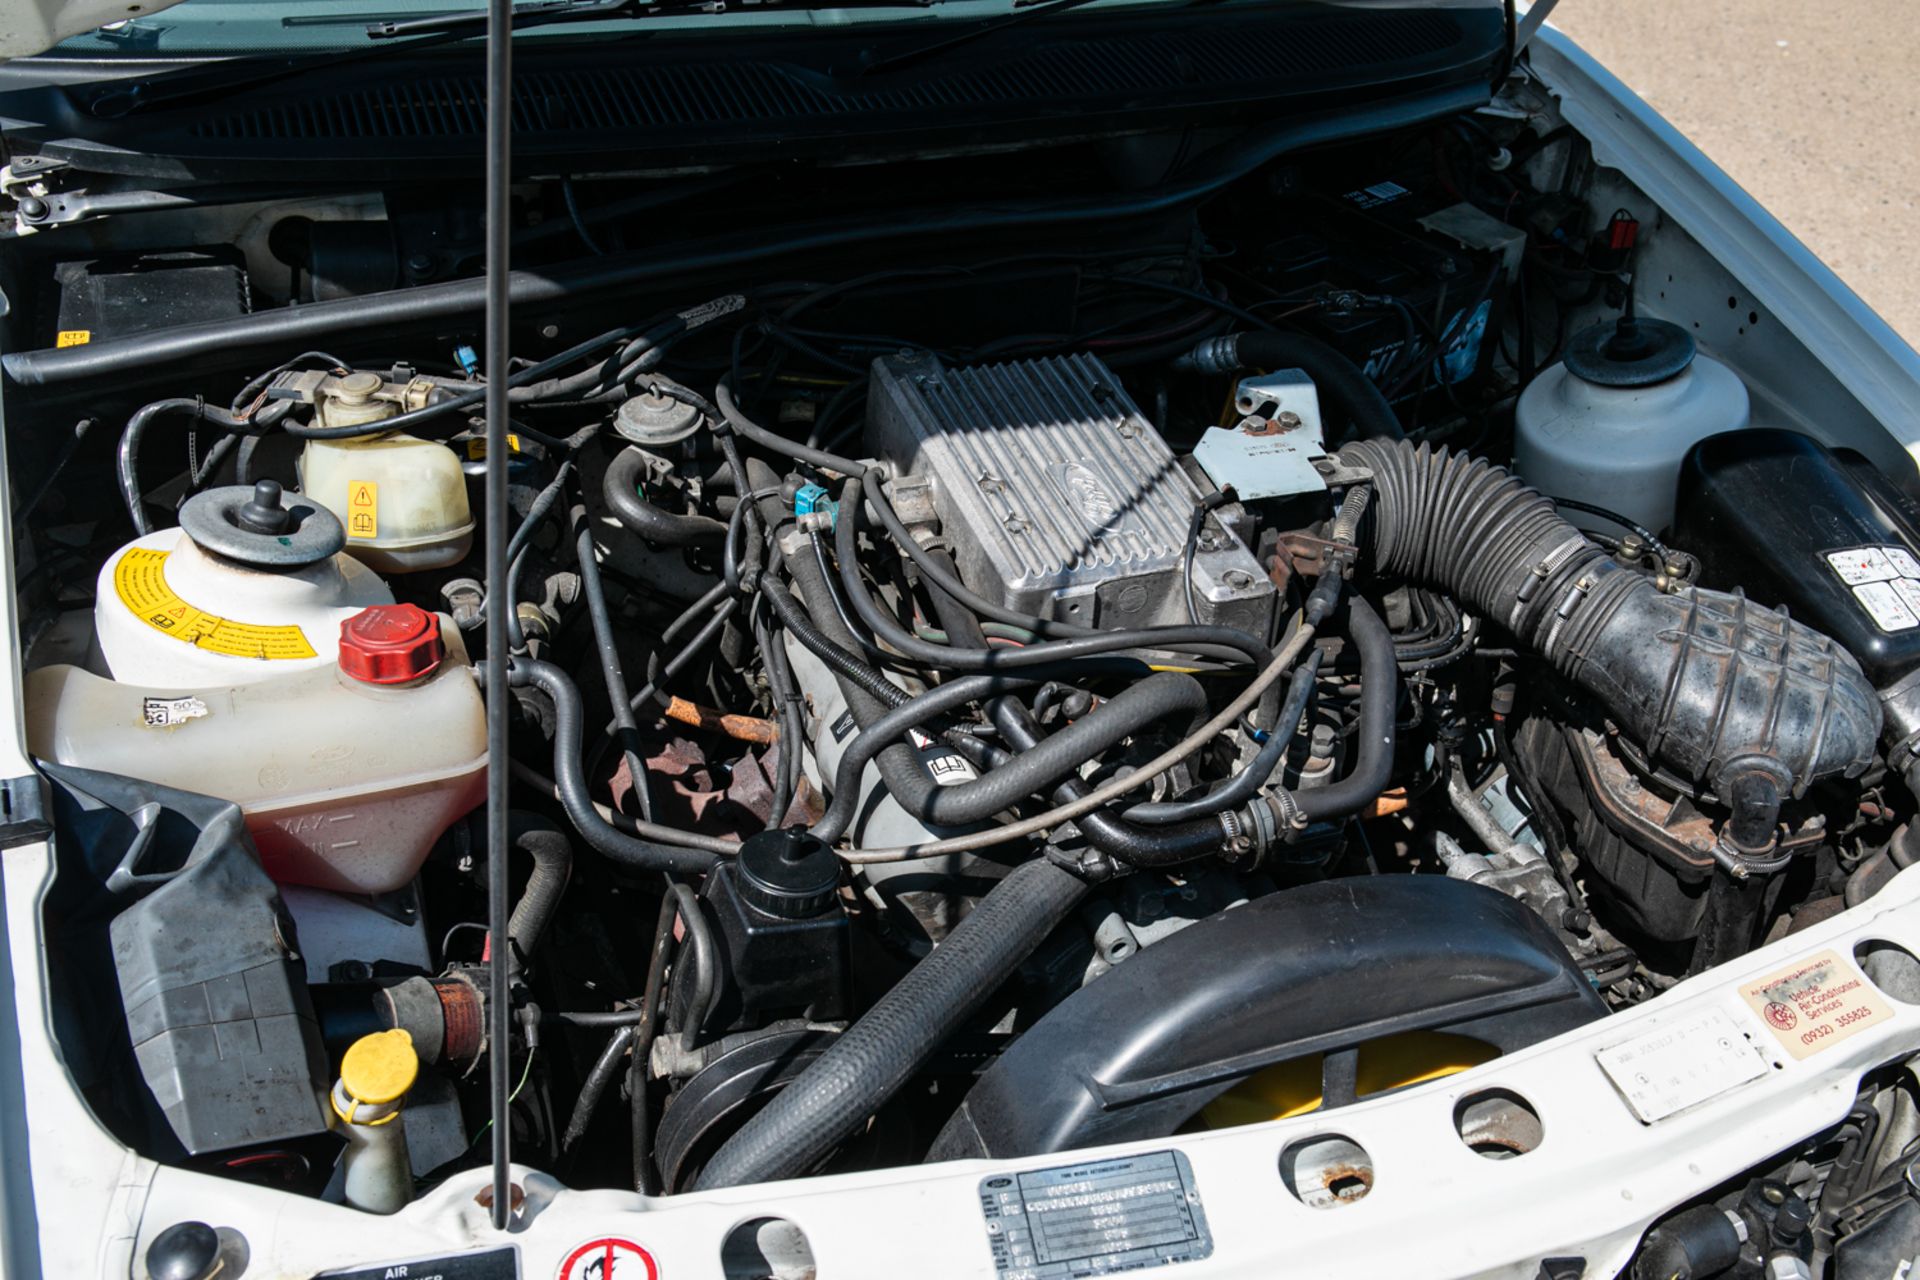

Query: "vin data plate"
<box><xmin>979</xmin><ymin>1150</ymin><xmax>1212</xmax><ymax>1280</ymax></box>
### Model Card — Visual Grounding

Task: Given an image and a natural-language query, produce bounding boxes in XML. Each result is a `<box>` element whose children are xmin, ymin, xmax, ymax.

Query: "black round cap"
<box><xmin>146</xmin><ymin>1222</ymin><xmax>221</xmax><ymax>1280</ymax></box>
<box><xmin>1563</xmin><ymin>315</ymin><xmax>1696</xmax><ymax>388</ymax></box>
<box><xmin>179</xmin><ymin>482</ymin><xmax>345</xmax><ymax>568</ymax></box>
<box><xmin>235</xmin><ymin>480</ymin><xmax>293</xmax><ymax>535</ymax></box>
<box><xmin>735</xmin><ymin>829</ymin><xmax>840</xmax><ymax>919</ymax></box>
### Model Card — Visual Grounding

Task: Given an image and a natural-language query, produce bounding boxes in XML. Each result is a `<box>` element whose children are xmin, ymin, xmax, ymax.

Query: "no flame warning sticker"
<box><xmin>555</xmin><ymin>1239</ymin><xmax>657</xmax><ymax>1280</ymax></box>
<box><xmin>1739</xmin><ymin>948</ymin><xmax>1894</xmax><ymax>1061</ymax></box>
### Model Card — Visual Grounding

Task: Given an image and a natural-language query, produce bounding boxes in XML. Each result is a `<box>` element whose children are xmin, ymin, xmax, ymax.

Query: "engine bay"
<box><xmin>12</xmin><ymin>62</ymin><xmax>1920</xmax><ymax>1273</ymax></box>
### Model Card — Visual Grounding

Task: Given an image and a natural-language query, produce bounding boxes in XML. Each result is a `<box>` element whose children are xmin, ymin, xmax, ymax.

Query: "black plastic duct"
<box><xmin>927</xmin><ymin>875</ymin><xmax>1605</xmax><ymax>1161</ymax></box>
<box><xmin>1340</xmin><ymin>439</ymin><xmax>1881</xmax><ymax>801</ymax></box>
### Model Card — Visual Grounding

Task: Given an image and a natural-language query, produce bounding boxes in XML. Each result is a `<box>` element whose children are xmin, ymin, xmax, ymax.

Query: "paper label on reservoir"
<box><xmin>1595</xmin><ymin>1005</ymin><xmax>1769</xmax><ymax>1123</ymax></box>
<box><xmin>980</xmin><ymin>1150</ymin><xmax>1212</xmax><ymax>1280</ymax></box>
<box><xmin>1740</xmin><ymin>947</ymin><xmax>1893</xmax><ymax>1061</ymax></box>
<box><xmin>113</xmin><ymin>548</ymin><xmax>316</xmax><ymax>660</ymax></box>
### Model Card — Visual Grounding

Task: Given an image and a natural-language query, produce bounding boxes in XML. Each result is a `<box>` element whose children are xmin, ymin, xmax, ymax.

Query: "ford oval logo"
<box><xmin>1055</xmin><ymin>462</ymin><xmax>1121</xmax><ymax>534</ymax></box>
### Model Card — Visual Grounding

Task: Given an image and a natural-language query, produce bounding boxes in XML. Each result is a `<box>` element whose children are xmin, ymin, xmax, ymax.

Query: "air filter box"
<box><xmin>866</xmin><ymin>352</ymin><xmax>1274</xmax><ymax>634</ymax></box>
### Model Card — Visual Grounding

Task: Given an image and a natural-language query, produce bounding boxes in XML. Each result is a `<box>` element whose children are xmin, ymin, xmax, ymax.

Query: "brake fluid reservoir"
<box><xmin>1514</xmin><ymin>314</ymin><xmax>1749</xmax><ymax>536</ymax></box>
<box><xmin>95</xmin><ymin>480</ymin><xmax>393</xmax><ymax>686</ymax></box>
<box><xmin>26</xmin><ymin>604</ymin><xmax>486</xmax><ymax>894</ymax></box>
<box><xmin>299</xmin><ymin>372</ymin><xmax>473</xmax><ymax>574</ymax></box>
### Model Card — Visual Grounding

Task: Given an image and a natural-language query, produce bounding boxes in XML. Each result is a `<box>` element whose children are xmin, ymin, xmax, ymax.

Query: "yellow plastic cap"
<box><xmin>339</xmin><ymin>1028</ymin><xmax>419</xmax><ymax>1105</ymax></box>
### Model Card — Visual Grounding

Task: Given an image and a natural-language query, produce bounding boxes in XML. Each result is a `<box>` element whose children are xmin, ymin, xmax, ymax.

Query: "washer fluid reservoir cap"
<box><xmin>338</xmin><ymin>1028</ymin><xmax>418</xmax><ymax>1106</ymax></box>
<box><xmin>736</xmin><ymin>828</ymin><xmax>841</xmax><ymax>918</ymax></box>
<box><xmin>179</xmin><ymin>480</ymin><xmax>346</xmax><ymax>568</ymax></box>
<box><xmin>338</xmin><ymin>603</ymin><xmax>445</xmax><ymax>684</ymax></box>
<box><xmin>1562</xmin><ymin>313</ymin><xmax>1697</xmax><ymax>388</ymax></box>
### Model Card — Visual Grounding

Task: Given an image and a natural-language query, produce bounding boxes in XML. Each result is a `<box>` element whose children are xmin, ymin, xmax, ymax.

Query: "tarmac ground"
<box><xmin>1550</xmin><ymin>0</ymin><xmax>1920</xmax><ymax>352</ymax></box>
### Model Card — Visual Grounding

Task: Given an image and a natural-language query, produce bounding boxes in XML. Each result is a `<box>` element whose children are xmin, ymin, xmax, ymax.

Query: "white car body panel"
<box><xmin>4</xmin><ymin>17</ymin><xmax>1920</xmax><ymax>1280</ymax></box>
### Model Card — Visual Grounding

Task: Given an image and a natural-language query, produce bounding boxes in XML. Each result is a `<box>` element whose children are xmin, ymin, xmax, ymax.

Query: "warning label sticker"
<box><xmin>54</xmin><ymin>329</ymin><xmax>90</xmax><ymax>348</ymax></box>
<box><xmin>1739</xmin><ymin>948</ymin><xmax>1894</xmax><ymax>1061</ymax></box>
<box><xmin>1826</xmin><ymin>546</ymin><xmax>1920</xmax><ymax>633</ymax></box>
<box><xmin>346</xmin><ymin>480</ymin><xmax>379</xmax><ymax>539</ymax></box>
<box><xmin>555</xmin><ymin>1238</ymin><xmax>657</xmax><ymax>1280</ymax></box>
<box><xmin>113</xmin><ymin>548</ymin><xmax>317</xmax><ymax>660</ymax></box>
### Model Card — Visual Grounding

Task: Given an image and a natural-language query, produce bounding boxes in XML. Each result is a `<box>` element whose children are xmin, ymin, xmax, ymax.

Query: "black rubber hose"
<box><xmin>1340</xmin><ymin>439</ymin><xmax>1880</xmax><ymax>795</ymax></box>
<box><xmin>604</xmin><ymin>447</ymin><xmax>728</xmax><ymax>549</ymax></box>
<box><xmin>1126</xmin><ymin>649</ymin><xmax>1324</xmax><ymax>824</ymax></box>
<box><xmin>921</xmin><ymin>558</ymin><xmax>1230</xmax><ymax>866</ymax></box>
<box><xmin>575</xmin><ymin>511</ymin><xmax>653</xmax><ymax>819</ymax></box>
<box><xmin>117</xmin><ymin>396</ymin><xmax>290</xmax><ymax>535</ymax></box>
<box><xmin>694</xmin><ymin>856</ymin><xmax>1090</xmax><ymax>1189</ymax></box>
<box><xmin>762</xmin><ymin>559</ymin><xmax>911</xmax><ymax>712</ymax></box>
<box><xmin>562</xmin><ymin>1025</ymin><xmax>635</xmax><ymax>1153</ymax></box>
<box><xmin>1293</xmin><ymin>599</ymin><xmax>1398</xmax><ymax>823</ymax></box>
<box><xmin>812</xmin><ymin>672</ymin><xmax>1044</xmax><ymax>844</ymax></box>
<box><xmin>835</xmin><ymin>478</ymin><xmax>1270</xmax><ymax>670</ymax></box>
<box><xmin>918</xmin><ymin>672</ymin><xmax>1207</xmax><ymax>827</ymax></box>
<box><xmin>511</xmin><ymin>659</ymin><xmax>722</xmax><ymax>874</ymax></box>
<box><xmin>1629</xmin><ymin>1205</ymin><xmax>1744</xmax><ymax>1280</ymax></box>
<box><xmin>505</xmin><ymin>812</ymin><xmax>573</xmax><ymax>968</ymax></box>
<box><xmin>1178</xmin><ymin>332</ymin><xmax>1405</xmax><ymax>441</ymax></box>
<box><xmin>993</xmin><ymin>704</ymin><xmax>1229</xmax><ymax>867</ymax></box>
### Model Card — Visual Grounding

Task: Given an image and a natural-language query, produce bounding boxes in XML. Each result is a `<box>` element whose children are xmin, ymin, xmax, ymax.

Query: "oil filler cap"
<box><xmin>735</xmin><ymin>828</ymin><xmax>841</xmax><ymax>919</ymax></box>
<box><xmin>338</xmin><ymin>604</ymin><xmax>445</xmax><ymax>684</ymax></box>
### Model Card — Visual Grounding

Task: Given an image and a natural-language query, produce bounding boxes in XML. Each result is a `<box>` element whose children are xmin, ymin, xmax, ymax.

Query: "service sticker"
<box><xmin>1739</xmin><ymin>948</ymin><xmax>1893</xmax><ymax>1061</ymax></box>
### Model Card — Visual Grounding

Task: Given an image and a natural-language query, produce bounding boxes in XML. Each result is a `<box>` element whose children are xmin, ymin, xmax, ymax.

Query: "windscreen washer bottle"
<box><xmin>28</xmin><ymin>600</ymin><xmax>487</xmax><ymax>894</ymax></box>
<box><xmin>1515</xmin><ymin>309</ymin><xmax>1749</xmax><ymax>537</ymax></box>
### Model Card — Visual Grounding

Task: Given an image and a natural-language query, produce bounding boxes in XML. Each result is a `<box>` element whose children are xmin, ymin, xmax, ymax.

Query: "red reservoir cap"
<box><xmin>339</xmin><ymin>604</ymin><xmax>445</xmax><ymax>684</ymax></box>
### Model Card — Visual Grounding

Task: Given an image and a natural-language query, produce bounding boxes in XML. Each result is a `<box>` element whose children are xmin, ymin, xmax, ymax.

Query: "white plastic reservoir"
<box><xmin>95</xmin><ymin>480</ymin><xmax>392</xmax><ymax>686</ymax></box>
<box><xmin>27</xmin><ymin>604</ymin><xmax>486</xmax><ymax>894</ymax></box>
<box><xmin>298</xmin><ymin>371</ymin><xmax>474</xmax><ymax>574</ymax></box>
<box><xmin>1514</xmin><ymin>315</ymin><xmax>1749</xmax><ymax>537</ymax></box>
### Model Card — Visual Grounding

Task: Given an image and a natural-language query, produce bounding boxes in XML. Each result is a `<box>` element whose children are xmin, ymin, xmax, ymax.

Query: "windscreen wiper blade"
<box><xmin>93</xmin><ymin>0</ymin><xmax>935</xmax><ymax>118</ymax></box>
<box><xmin>368</xmin><ymin>0</ymin><xmax>932</xmax><ymax>41</ymax></box>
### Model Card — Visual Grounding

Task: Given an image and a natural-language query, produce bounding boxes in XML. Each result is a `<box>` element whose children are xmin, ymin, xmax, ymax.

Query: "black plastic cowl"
<box><xmin>928</xmin><ymin>876</ymin><xmax>1605</xmax><ymax>1161</ymax></box>
<box><xmin>1339</xmin><ymin>439</ymin><xmax>1882</xmax><ymax>800</ymax></box>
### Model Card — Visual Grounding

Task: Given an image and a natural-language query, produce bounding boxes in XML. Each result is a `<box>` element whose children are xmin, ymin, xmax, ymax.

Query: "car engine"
<box><xmin>13</xmin><ymin>88</ymin><xmax>1920</xmax><ymax>1266</ymax></box>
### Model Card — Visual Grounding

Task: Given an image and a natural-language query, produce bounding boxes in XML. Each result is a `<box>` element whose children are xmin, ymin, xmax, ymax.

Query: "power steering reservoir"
<box><xmin>1514</xmin><ymin>312</ymin><xmax>1749</xmax><ymax>537</ymax></box>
